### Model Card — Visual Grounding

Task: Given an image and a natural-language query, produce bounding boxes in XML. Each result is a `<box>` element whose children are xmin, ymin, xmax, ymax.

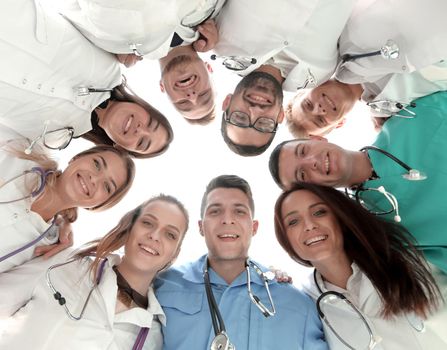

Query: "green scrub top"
<box><xmin>364</xmin><ymin>91</ymin><xmax>447</xmax><ymax>273</ymax></box>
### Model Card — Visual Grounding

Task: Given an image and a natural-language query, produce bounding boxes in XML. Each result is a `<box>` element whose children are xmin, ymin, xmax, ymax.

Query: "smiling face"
<box><xmin>280</xmin><ymin>190</ymin><xmax>345</xmax><ymax>265</ymax></box>
<box><xmin>199</xmin><ymin>188</ymin><xmax>258</xmax><ymax>264</ymax></box>
<box><xmin>123</xmin><ymin>200</ymin><xmax>188</xmax><ymax>274</ymax></box>
<box><xmin>278</xmin><ymin>139</ymin><xmax>354</xmax><ymax>189</ymax></box>
<box><xmin>58</xmin><ymin>151</ymin><xmax>127</xmax><ymax>208</ymax></box>
<box><xmin>98</xmin><ymin>101</ymin><xmax>169</xmax><ymax>155</ymax></box>
<box><xmin>286</xmin><ymin>80</ymin><xmax>357</xmax><ymax>137</ymax></box>
<box><xmin>223</xmin><ymin>72</ymin><xmax>284</xmax><ymax>147</ymax></box>
<box><xmin>160</xmin><ymin>55</ymin><xmax>215</xmax><ymax>120</ymax></box>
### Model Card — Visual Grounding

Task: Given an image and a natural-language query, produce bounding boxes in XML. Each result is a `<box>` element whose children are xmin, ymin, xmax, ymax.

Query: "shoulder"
<box><xmin>154</xmin><ymin>259</ymin><xmax>202</xmax><ymax>291</ymax></box>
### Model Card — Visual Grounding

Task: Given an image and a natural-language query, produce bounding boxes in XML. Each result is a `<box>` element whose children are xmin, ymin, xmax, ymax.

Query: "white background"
<box><xmin>61</xmin><ymin>55</ymin><xmax>377</xmax><ymax>284</ymax></box>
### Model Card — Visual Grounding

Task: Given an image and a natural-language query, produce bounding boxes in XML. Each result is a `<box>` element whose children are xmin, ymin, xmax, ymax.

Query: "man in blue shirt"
<box><xmin>155</xmin><ymin>174</ymin><xmax>327</xmax><ymax>350</ymax></box>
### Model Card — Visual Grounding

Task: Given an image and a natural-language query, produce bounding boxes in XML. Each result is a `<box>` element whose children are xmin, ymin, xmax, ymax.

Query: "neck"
<box><xmin>313</xmin><ymin>253</ymin><xmax>353</xmax><ymax>290</ymax></box>
<box><xmin>207</xmin><ymin>256</ymin><xmax>246</xmax><ymax>285</ymax></box>
<box><xmin>347</xmin><ymin>83</ymin><xmax>364</xmax><ymax>101</ymax></box>
<box><xmin>159</xmin><ymin>45</ymin><xmax>197</xmax><ymax>71</ymax></box>
<box><xmin>116</xmin><ymin>259</ymin><xmax>155</xmax><ymax>296</ymax></box>
<box><xmin>254</xmin><ymin>65</ymin><xmax>285</xmax><ymax>85</ymax></box>
<box><xmin>348</xmin><ymin>150</ymin><xmax>374</xmax><ymax>187</ymax></box>
<box><xmin>31</xmin><ymin>185</ymin><xmax>68</xmax><ymax>221</ymax></box>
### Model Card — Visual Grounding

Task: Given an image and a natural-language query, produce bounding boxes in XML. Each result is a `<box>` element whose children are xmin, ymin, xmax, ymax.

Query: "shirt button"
<box><xmin>25</xmin><ymin>209</ymin><xmax>30</xmax><ymax>213</ymax></box>
<box><xmin>402</xmin><ymin>65</ymin><xmax>407</xmax><ymax>71</ymax></box>
<box><xmin>50</xmin><ymin>87</ymin><xmax>55</xmax><ymax>93</ymax></box>
<box><xmin>284</xmin><ymin>40</ymin><xmax>289</xmax><ymax>46</ymax></box>
<box><xmin>13</xmin><ymin>213</ymin><xmax>18</xmax><ymax>219</ymax></box>
<box><xmin>37</xmin><ymin>84</ymin><xmax>42</xmax><ymax>90</ymax></box>
<box><xmin>22</xmin><ymin>78</ymin><xmax>27</xmax><ymax>84</ymax></box>
<box><xmin>82</xmin><ymin>100</ymin><xmax>86</xmax><ymax>105</ymax></box>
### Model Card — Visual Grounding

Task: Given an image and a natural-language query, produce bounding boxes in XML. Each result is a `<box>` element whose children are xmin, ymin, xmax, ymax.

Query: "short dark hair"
<box><xmin>268</xmin><ymin>140</ymin><xmax>293</xmax><ymax>188</ymax></box>
<box><xmin>200</xmin><ymin>175</ymin><xmax>255</xmax><ymax>218</ymax></box>
<box><xmin>82</xmin><ymin>81</ymin><xmax>174</xmax><ymax>159</ymax></box>
<box><xmin>220</xmin><ymin>115</ymin><xmax>275</xmax><ymax>157</ymax></box>
<box><xmin>274</xmin><ymin>182</ymin><xmax>440</xmax><ymax>318</ymax></box>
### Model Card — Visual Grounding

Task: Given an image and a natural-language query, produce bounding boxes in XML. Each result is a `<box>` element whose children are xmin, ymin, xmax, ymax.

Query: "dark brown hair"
<box><xmin>82</xmin><ymin>81</ymin><xmax>174</xmax><ymax>158</ymax></box>
<box><xmin>274</xmin><ymin>182</ymin><xmax>440</xmax><ymax>318</ymax></box>
<box><xmin>74</xmin><ymin>194</ymin><xmax>189</xmax><ymax>279</ymax></box>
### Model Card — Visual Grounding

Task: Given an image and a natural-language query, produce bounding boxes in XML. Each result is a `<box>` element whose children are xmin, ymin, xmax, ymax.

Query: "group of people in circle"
<box><xmin>1</xmin><ymin>0</ymin><xmax>446</xmax><ymax>349</ymax></box>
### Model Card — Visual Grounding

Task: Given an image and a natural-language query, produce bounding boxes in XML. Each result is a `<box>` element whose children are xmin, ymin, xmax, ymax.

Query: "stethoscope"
<box><xmin>24</xmin><ymin>120</ymin><xmax>74</xmax><ymax>154</ymax></box>
<box><xmin>0</xmin><ymin>167</ymin><xmax>59</xmax><ymax>263</ymax></box>
<box><xmin>341</xmin><ymin>39</ymin><xmax>399</xmax><ymax>63</ymax></box>
<box><xmin>367</xmin><ymin>100</ymin><xmax>417</xmax><ymax>118</ymax></box>
<box><xmin>210</xmin><ymin>54</ymin><xmax>257</xmax><ymax>71</ymax></box>
<box><xmin>203</xmin><ymin>258</ymin><xmax>276</xmax><ymax>350</ymax></box>
<box><xmin>46</xmin><ymin>258</ymin><xmax>150</xmax><ymax>350</ymax></box>
<box><xmin>313</xmin><ymin>269</ymin><xmax>424</xmax><ymax>350</ymax></box>
<box><xmin>349</xmin><ymin>146</ymin><xmax>427</xmax><ymax>223</ymax></box>
<box><xmin>75</xmin><ymin>86</ymin><xmax>114</xmax><ymax>96</ymax></box>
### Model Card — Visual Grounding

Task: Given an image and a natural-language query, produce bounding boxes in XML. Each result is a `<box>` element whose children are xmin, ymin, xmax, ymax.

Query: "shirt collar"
<box><xmin>183</xmin><ymin>255</ymin><xmax>277</xmax><ymax>287</ymax></box>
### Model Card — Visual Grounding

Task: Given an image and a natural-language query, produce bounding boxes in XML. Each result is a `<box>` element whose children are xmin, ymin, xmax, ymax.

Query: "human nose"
<box><xmin>301</xmin><ymin>154</ymin><xmax>318</xmax><ymax>171</ymax></box>
<box><xmin>148</xmin><ymin>228</ymin><xmax>161</xmax><ymax>241</ymax></box>
<box><xmin>303</xmin><ymin>215</ymin><xmax>317</xmax><ymax>232</ymax></box>
<box><xmin>185</xmin><ymin>89</ymin><xmax>198</xmax><ymax>103</ymax></box>
<box><xmin>221</xmin><ymin>210</ymin><xmax>235</xmax><ymax>225</ymax></box>
<box><xmin>314</xmin><ymin>102</ymin><xmax>327</xmax><ymax>115</ymax></box>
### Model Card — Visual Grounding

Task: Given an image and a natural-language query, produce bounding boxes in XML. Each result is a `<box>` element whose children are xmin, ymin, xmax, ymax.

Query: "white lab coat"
<box><xmin>0</xmin><ymin>251</ymin><xmax>165</xmax><ymax>350</ymax></box>
<box><xmin>0</xmin><ymin>144</ymin><xmax>59</xmax><ymax>273</ymax></box>
<box><xmin>213</xmin><ymin>0</ymin><xmax>355</xmax><ymax>91</ymax></box>
<box><xmin>303</xmin><ymin>264</ymin><xmax>447</xmax><ymax>350</ymax></box>
<box><xmin>336</xmin><ymin>0</ymin><xmax>447</xmax><ymax>104</ymax></box>
<box><xmin>0</xmin><ymin>0</ymin><xmax>121</xmax><ymax>141</ymax></box>
<box><xmin>52</xmin><ymin>0</ymin><xmax>227</xmax><ymax>59</ymax></box>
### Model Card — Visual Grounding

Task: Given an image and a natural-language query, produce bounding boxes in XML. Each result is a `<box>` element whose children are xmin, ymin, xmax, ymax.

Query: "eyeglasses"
<box><xmin>0</xmin><ymin>167</ymin><xmax>53</xmax><ymax>204</ymax></box>
<box><xmin>223</xmin><ymin>111</ymin><xmax>278</xmax><ymax>133</ymax></box>
<box><xmin>25</xmin><ymin>122</ymin><xmax>74</xmax><ymax>154</ymax></box>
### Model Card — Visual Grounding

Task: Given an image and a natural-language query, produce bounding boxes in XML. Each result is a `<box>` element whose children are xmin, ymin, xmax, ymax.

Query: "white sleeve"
<box><xmin>0</xmin><ymin>250</ymin><xmax>73</xmax><ymax>318</ymax></box>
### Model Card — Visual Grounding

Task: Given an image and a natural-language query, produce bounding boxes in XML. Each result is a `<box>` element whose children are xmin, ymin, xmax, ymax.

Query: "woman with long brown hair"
<box><xmin>0</xmin><ymin>0</ymin><xmax>173</xmax><ymax>158</ymax></box>
<box><xmin>0</xmin><ymin>194</ymin><xmax>189</xmax><ymax>349</ymax></box>
<box><xmin>274</xmin><ymin>182</ymin><xmax>445</xmax><ymax>349</ymax></box>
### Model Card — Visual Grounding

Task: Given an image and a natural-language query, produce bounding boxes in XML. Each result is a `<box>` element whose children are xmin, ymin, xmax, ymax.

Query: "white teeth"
<box><xmin>304</xmin><ymin>235</ymin><xmax>328</xmax><ymax>246</ymax></box>
<box><xmin>124</xmin><ymin>116</ymin><xmax>133</xmax><ymax>134</ymax></box>
<box><xmin>140</xmin><ymin>245</ymin><xmax>159</xmax><ymax>255</ymax></box>
<box><xmin>251</xmin><ymin>95</ymin><xmax>267</xmax><ymax>102</ymax></box>
<box><xmin>175</xmin><ymin>75</ymin><xmax>196</xmax><ymax>88</ymax></box>
<box><xmin>79</xmin><ymin>176</ymin><xmax>89</xmax><ymax>195</ymax></box>
<box><xmin>325</xmin><ymin>155</ymin><xmax>330</xmax><ymax>174</ymax></box>
<box><xmin>219</xmin><ymin>234</ymin><xmax>238</xmax><ymax>238</ymax></box>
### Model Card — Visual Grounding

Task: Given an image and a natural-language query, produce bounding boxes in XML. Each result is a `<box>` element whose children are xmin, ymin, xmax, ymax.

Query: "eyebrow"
<box><xmin>207</xmin><ymin>203</ymin><xmax>250</xmax><ymax>211</ymax></box>
<box><xmin>100</xmin><ymin>155</ymin><xmax>118</xmax><ymax>191</ymax></box>
<box><xmin>283</xmin><ymin>202</ymin><xmax>326</xmax><ymax>219</ymax></box>
<box><xmin>141</xmin><ymin>213</ymin><xmax>181</xmax><ymax>233</ymax></box>
<box><xmin>153</xmin><ymin>120</ymin><xmax>160</xmax><ymax>131</ymax></box>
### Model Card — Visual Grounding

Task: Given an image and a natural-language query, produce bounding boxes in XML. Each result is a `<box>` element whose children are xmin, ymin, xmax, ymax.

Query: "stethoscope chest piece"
<box><xmin>211</xmin><ymin>332</ymin><xmax>235</xmax><ymax>350</ymax></box>
<box><xmin>402</xmin><ymin>169</ymin><xmax>427</xmax><ymax>181</ymax></box>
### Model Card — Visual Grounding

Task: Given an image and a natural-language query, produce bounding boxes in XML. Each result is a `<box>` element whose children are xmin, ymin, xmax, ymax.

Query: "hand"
<box><xmin>115</xmin><ymin>53</ymin><xmax>143</xmax><ymax>68</ymax></box>
<box><xmin>193</xmin><ymin>19</ymin><xmax>219</xmax><ymax>52</ymax></box>
<box><xmin>269</xmin><ymin>266</ymin><xmax>293</xmax><ymax>284</ymax></box>
<box><xmin>34</xmin><ymin>218</ymin><xmax>74</xmax><ymax>259</ymax></box>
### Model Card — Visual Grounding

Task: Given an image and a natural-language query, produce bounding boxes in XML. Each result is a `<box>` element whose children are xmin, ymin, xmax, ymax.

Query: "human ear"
<box><xmin>159</xmin><ymin>80</ymin><xmax>165</xmax><ymax>93</ymax></box>
<box><xmin>277</xmin><ymin>107</ymin><xmax>285</xmax><ymax>123</ymax></box>
<box><xmin>205</xmin><ymin>62</ymin><xmax>213</xmax><ymax>73</ymax></box>
<box><xmin>198</xmin><ymin>220</ymin><xmax>204</xmax><ymax>236</ymax></box>
<box><xmin>252</xmin><ymin>220</ymin><xmax>259</xmax><ymax>237</ymax></box>
<box><xmin>335</xmin><ymin>118</ymin><xmax>347</xmax><ymax>129</ymax></box>
<box><xmin>222</xmin><ymin>94</ymin><xmax>232</xmax><ymax>111</ymax></box>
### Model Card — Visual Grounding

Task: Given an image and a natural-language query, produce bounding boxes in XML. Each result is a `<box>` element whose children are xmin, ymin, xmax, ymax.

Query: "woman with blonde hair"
<box><xmin>0</xmin><ymin>136</ymin><xmax>135</xmax><ymax>273</ymax></box>
<box><xmin>0</xmin><ymin>195</ymin><xmax>189</xmax><ymax>349</ymax></box>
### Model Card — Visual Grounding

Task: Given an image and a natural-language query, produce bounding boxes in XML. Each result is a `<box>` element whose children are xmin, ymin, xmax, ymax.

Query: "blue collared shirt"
<box><xmin>155</xmin><ymin>255</ymin><xmax>328</xmax><ymax>350</ymax></box>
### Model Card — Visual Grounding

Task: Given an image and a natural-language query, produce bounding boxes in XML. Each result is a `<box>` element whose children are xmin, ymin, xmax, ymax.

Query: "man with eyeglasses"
<box><xmin>155</xmin><ymin>175</ymin><xmax>327</xmax><ymax>350</ymax></box>
<box><xmin>214</xmin><ymin>0</ymin><xmax>356</xmax><ymax>156</ymax></box>
<box><xmin>268</xmin><ymin>91</ymin><xmax>447</xmax><ymax>275</ymax></box>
